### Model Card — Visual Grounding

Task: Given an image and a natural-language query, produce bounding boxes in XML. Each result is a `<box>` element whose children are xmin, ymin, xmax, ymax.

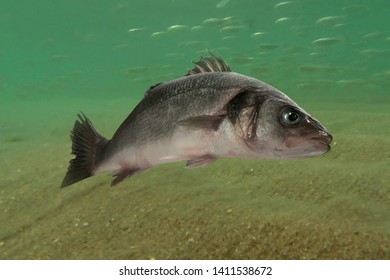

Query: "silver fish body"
<box><xmin>61</xmin><ymin>54</ymin><xmax>332</xmax><ymax>187</ymax></box>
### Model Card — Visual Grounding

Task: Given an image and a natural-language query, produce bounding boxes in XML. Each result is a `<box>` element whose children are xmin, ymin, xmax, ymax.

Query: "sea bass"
<box><xmin>61</xmin><ymin>53</ymin><xmax>332</xmax><ymax>187</ymax></box>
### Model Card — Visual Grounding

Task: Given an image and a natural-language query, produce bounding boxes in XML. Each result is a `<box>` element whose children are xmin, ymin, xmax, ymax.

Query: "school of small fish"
<box><xmin>115</xmin><ymin>1</ymin><xmax>389</xmax><ymax>91</ymax></box>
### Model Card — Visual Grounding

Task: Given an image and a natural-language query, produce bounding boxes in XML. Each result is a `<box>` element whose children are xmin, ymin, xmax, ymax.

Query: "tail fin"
<box><xmin>61</xmin><ymin>113</ymin><xmax>107</xmax><ymax>188</ymax></box>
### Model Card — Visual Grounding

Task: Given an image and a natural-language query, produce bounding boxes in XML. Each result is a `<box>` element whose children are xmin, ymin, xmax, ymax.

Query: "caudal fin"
<box><xmin>61</xmin><ymin>113</ymin><xmax>107</xmax><ymax>188</ymax></box>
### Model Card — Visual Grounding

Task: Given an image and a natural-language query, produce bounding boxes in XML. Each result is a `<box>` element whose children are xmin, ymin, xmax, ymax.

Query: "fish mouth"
<box><xmin>282</xmin><ymin>131</ymin><xmax>333</xmax><ymax>157</ymax></box>
<box><xmin>285</xmin><ymin>131</ymin><xmax>332</xmax><ymax>147</ymax></box>
<box><xmin>298</xmin><ymin>132</ymin><xmax>332</xmax><ymax>156</ymax></box>
<box><xmin>310</xmin><ymin>132</ymin><xmax>333</xmax><ymax>151</ymax></box>
<box><xmin>311</xmin><ymin>133</ymin><xmax>332</xmax><ymax>144</ymax></box>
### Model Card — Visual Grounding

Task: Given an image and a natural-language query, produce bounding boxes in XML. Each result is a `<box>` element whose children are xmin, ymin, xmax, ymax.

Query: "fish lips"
<box><xmin>311</xmin><ymin>132</ymin><xmax>333</xmax><ymax>149</ymax></box>
<box><xmin>284</xmin><ymin>130</ymin><xmax>333</xmax><ymax>156</ymax></box>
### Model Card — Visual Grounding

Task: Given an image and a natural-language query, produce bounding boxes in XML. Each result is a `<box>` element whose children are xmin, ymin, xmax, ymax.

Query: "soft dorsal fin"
<box><xmin>187</xmin><ymin>52</ymin><xmax>231</xmax><ymax>75</ymax></box>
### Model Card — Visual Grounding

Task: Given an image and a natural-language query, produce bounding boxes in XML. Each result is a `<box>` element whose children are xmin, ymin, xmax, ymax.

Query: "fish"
<box><xmin>216</xmin><ymin>0</ymin><xmax>230</xmax><ymax>8</ymax></box>
<box><xmin>150</xmin><ymin>31</ymin><xmax>166</xmax><ymax>37</ymax></box>
<box><xmin>219</xmin><ymin>25</ymin><xmax>246</xmax><ymax>33</ymax></box>
<box><xmin>275</xmin><ymin>17</ymin><xmax>291</xmax><ymax>24</ymax></box>
<box><xmin>125</xmin><ymin>66</ymin><xmax>148</xmax><ymax>76</ymax></box>
<box><xmin>61</xmin><ymin>53</ymin><xmax>332</xmax><ymax>187</ymax></box>
<box><xmin>299</xmin><ymin>64</ymin><xmax>338</xmax><ymax>73</ymax></box>
<box><xmin>128</xmin><ymin>28</ymin><xmax>145</xmax><ymax>33</ymax></box>
<box><xmin>312</xmin><ymin>37</ymin><xmax>341</xmax><ymax>46</ymax></box>
<box><xmin>274</xmin><ymin>1</ymin><xmax>293</xmax><ymax>8</ymax></box>
<box><xmin>202</xmin><ymin>18</ymin><xmax>225</xmax><ymax>25</ymax></box>
<box><xmin>359</xmin><ymin>48</ymin><xmax>389</xmax><ymax>57</ymax></box>
<box><xmin>361</xmin><ymin>32</ymin><xmax>385</xmax><ymax>41</ymax></box>
<box><xmin>315</xmin><ymin>16</ymin><xmax>345</xmax><ymax>25</ymax></box>
<box><xmin>342</xmin><ymin>5</ymin><xmax>368</xmax><ymax>14</ymax></box>
<box><xmin>190</xmin><ymin>26</ymin><xmax>203</xmax><ymax>31</ymax></box>
<box><xmin>167</xmin><ymin>25</ymin><xmax>188</xmax><ymax>32</ymax></box>
<box><xmin>113</xmin><ymin>44</ymin><xmax>131</xmax><ymax>50</ymax></box>
<box><xmin>202</xmin><ymin>17</ymin><xmax>233</xmax><ymax>26</ymax></box>
<box><xmin>251</xmin><ymin>32</ymin><xmax>268</xmax><ymax>38</ymax></box>
<box><xmin>222</xmin><ymin>36</ymin><xmax>235</xmax><ymax>41</ymax></box>
<box><xmin>258</xmin><ymin>44</ymin><xmax>280</xmax><ymax>51</ymax></box>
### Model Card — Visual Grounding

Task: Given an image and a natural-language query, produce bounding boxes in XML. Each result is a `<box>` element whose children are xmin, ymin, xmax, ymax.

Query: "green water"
<box><xmin>0</xmin><ymin>0</ymin><xmax>389</xmax><ymax>259</ymax></box>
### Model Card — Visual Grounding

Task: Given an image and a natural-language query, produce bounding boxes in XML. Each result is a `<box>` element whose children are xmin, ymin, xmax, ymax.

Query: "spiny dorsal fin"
<box><xmin>144</xmin><ymin>82</ymin><xmax>162</xmax><ymax>97</ymax></box>
<box><xmin>144</xmin><ymin>52</ymin><xmax>231</xmax><ymax>97</ymax></box>
<box><xmin>187</xmin><ymin>52</ymin><xmax>231</xmax><ymax>75</ymax></box>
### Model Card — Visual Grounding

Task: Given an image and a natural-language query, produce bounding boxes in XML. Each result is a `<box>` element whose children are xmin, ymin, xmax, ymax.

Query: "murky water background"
<box><xmin>0</xmin><ymin>0</ymin><xmax>389</xmax><ymax>259</ymax></box>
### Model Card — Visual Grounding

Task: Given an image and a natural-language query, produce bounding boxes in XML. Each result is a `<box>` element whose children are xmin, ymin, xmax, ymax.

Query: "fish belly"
<box><xmin>94</xmin><ymin>128</ymin><xmax>214</xmax><ymax>175</ymax></box>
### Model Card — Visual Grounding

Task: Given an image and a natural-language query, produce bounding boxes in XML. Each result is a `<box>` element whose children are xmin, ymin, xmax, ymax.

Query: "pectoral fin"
<box><xmin>186</xmin><ymin>155</ymin><xmax>217</xmax><ymax>168</ymax></box>
<box><xmin>178</xmin><ymin>115</ymin><xmax>225</xmax><ymax>131</ymax></box>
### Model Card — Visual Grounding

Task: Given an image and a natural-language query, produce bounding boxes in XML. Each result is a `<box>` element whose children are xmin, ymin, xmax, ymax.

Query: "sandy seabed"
<box><xmin>0</xmin><ymin>98</ymin><xmax>389</xmax><ymax>260</ymax></box>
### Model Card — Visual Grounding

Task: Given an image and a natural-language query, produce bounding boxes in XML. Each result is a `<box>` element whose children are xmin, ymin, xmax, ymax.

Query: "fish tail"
<box><xmin>61</xmin><ymin>113</ymin><xmax>108</xmax><ymax>188</ymax></box>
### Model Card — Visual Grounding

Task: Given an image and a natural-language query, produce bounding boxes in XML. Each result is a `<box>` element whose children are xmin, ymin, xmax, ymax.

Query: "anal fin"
<box><xmin>186</xmin><ymin>155</ymin><xmax>217</xmax><ymax>169</ymax></box>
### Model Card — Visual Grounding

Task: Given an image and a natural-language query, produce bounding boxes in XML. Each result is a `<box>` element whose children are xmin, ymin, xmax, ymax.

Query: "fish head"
<box><xmin>228</xmin><ymin>88</ymin><xmax>332</xmax><ymax>159</ymax></box>
<box><xmin>256</xmin><ymin>94</ymin><xmax>333</xmax><ymax>159</ymax></box>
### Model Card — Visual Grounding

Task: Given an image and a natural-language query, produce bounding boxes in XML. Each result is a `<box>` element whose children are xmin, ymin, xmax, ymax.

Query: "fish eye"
<box><xmin>280</xmin><ymin>107</ymin><xmax>302</xmax><ymax>126</ymax></box>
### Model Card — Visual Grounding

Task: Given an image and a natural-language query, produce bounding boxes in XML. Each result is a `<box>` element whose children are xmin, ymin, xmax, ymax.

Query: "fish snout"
<box><xmin>304</xmin><ymin>115</ymin><xmax>332</xmax><ymax>147</ymax></box>
<box><xmin>309</xmin><ymin>130</ymin><xmax>333</xmax><ymax>153</ymax></box>
<box><xmin>312</xmin><ymin>130</ymin><xmax>332</xmax><ymax>145</ymax></box>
